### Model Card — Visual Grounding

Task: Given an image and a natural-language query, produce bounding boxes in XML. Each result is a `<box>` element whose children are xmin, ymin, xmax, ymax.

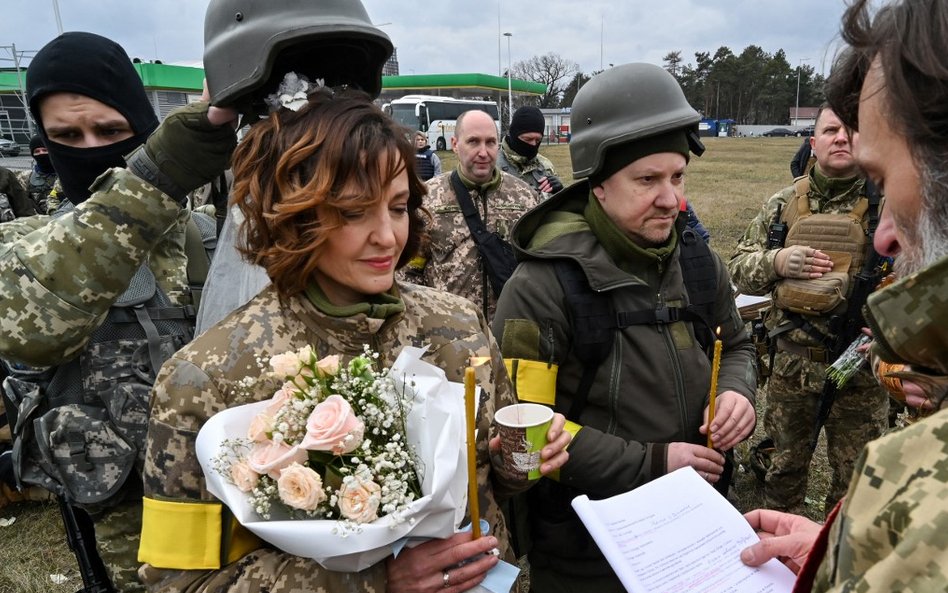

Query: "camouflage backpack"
<box><xmin>0</xmin><ymin>207</ymin><xmax>214</xmax><ymax>510</ymax></box>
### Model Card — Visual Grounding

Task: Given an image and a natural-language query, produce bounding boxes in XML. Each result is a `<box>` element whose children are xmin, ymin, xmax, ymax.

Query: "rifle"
<box><xmin>809</xmin><ymin>249</ymin><xmax>884</xmax><ymax>450</ymax></box>
<box><xmin>58</xmin><ymin>497</ymin><xmax>115</xmax><ymax>593</ymax></box>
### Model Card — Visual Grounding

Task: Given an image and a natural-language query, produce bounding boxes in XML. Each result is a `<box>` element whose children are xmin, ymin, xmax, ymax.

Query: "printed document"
<box><xmin>572</xmin><ymin>467</ymin><xmax>796</xmax><ymax>593</ymax></box>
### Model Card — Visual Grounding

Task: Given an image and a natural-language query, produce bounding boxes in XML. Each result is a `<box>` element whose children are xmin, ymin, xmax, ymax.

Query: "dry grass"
<box><xmin>0</xmin><ymin>136</ymin><xmax>827</xmax><ymax>589</ymax></box>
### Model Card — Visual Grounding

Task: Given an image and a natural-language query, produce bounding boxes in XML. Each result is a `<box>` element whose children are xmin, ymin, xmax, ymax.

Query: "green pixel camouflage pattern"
<box><xmin>813</xmin><ymin>407</ymin><xmax>948</xmax><ymax>591</ymax></box>
<box><xmin>495</xmin><ymin>141</ymin><xmax>557</xmax><ymax>195</ymax></box>
<box><xmin>729</xmin><ymin>174</ymin><xmax>888</xmax><ymax>514</ymax></box>
<box><xmin>140</xmin><ymin>282</ymin><xmax>528</xmax><ymax>593</ymax></box>
<box><xmin>403</xmin><ymin>169</ymin><xmax>538</xmax><ymax>319</ymax></box>
<box><xmin>812</xmin><ymin>254</ymin><xmax>948</xmax><ymax>590</ymax></box>
<box><xmin>15</xmin><ymin>168</ymin><xmax>57</xmax><ymax>214</ymax></box>
<box><xmin>0</xmin><ymin>168</ymin><xmax>188</xmax><ymax>368</ymax></box>
<box><xmin>762</xmin><ymin>358</ymin><xmax>887</xmax><ymax>513</ymax></box>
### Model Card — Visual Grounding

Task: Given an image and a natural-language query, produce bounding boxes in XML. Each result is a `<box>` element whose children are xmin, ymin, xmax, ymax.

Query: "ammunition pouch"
<box><xmin>773</xmin><ymin>251</ymin><xmax>852</xmax><ymax>315</ymax></box>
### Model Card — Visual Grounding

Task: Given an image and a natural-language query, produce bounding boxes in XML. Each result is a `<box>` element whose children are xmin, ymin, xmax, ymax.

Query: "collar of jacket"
<box><xmin>500</xmin><ymin>139</ymin><xmax>535</xmax><ymax>168</ymax></box>
<box><xmin>583</xmin><ymin>190</ymin><xmax>677</xmax><ymax>275</ymax></box>
<box><xmin>865</xmin><ymin>253</ymin><xmax>948</xmax><ymax>376</ymax></box>
<box><xmin>303</xmin><ymin>281</ymin><xmax>405</xmax><ymax>320</ymax></box>
<box><xmin>809</xmin><ymin>166</ymin><xmax>864</xmax><ymax>206</ymax></box>
<box><xmin>511</xmin><ymin>180</ymin><xmax>676</xmax><ymax>291</ymax></box>
<box><xmin>456</xmin><ymin>166</ymin><xmax>502</xmax><ymax>193</ymax></box>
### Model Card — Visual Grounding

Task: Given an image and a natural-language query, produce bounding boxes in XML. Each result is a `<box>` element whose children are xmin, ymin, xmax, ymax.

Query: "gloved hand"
<box><xmin>547</xmin><ymin>175</ymin><xmax>564</xmax><ymax>194</ymax></box>
<box><xmin>774</xmin><ymin>245</ymin><xmax>833</xmax><ymax>279</ymax></box>
<box><xmin>126</xmin><ymin>101</ymin><xmax>237</xmax><ymax>204</ymax></box>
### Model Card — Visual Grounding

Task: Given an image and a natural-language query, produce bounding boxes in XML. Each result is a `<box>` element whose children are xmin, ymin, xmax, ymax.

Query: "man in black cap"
<box><xmin>496</xmin><ymin>105</ymin><xmax>563</xmax><ymax>198</ymax></box>
<box><xmin>15</xmin><ymin>134</ymin><xmax>58</xmax><ymax>214</ymax></box>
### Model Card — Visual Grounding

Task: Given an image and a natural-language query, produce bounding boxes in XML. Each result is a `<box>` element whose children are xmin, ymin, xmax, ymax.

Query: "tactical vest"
<box><xmin>0</xmin><ymin>206</ymin><xmax>214</xmax><ymax>511</ymax></box>
<box><xmin>773</xmin><ymin>176</ymin><xmax>873</xmax><ymax>316</ymax></box>
<box><xmin>415</xmin><ymin>149</ymin><xmax>436</xmax><ymax>181</ymax></box>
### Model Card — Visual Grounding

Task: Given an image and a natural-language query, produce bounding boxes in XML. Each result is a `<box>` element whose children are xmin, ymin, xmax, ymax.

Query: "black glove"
<box><xmin>547</xmin><ymin>175</ymin><xmax>564</xmax><ymax>194</ymax></box>
<box><xmin>127</xmin><ymin>101</ymin><xmax>236</xmax><ymax>204</ymax></box>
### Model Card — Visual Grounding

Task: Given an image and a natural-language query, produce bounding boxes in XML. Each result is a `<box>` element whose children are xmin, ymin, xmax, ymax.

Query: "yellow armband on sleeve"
<box><xmin>503</xmin><ymin>358</ymin><xmax>558</xmax><ymax>406</ymax></box>
<box><xmin>139</xmin><ymin>497</ymin><xmax>262</xmax><ymax>569</ymax></box>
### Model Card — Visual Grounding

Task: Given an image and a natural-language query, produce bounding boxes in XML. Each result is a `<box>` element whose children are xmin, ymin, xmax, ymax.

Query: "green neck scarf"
<box><xmin>304</xmin><ymin>281</ymin><xmax>405</xmax><ymax>319</ymax></box>
<box><xmin>457</xmin><ymin>166</ymin><xmax>502</xmax><ymax>194</ymax></box>
<box><xmin>811</xmin><ymin>166</ymin><xmax>862</xmax><ymax>200</ymax></box>
<box><xmin>584</xmin><ymin>191</ymin><xmax>677</xmax><ymax>273</ymax></box>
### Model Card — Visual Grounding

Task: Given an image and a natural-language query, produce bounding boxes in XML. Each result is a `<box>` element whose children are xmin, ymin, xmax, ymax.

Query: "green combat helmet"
<box><xmin>203</xmin><ymin>0</ymin><xmax>393</xmax><ymax>113</ymax></box>
<box><xmin>570</xmin><ymin>62</ymin><xmax>705</xmax><ymax>179</ymax></box>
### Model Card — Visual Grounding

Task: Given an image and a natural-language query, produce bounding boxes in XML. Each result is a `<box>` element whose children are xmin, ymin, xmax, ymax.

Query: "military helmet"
<box><xmin>570</xmin><ymin>62</ymin><xmax>704</xmax><ymax>179</ymax></box>
<box><xmin>203</xmin><ymin>0</ymin><xmax>393</xmax><ymax>109</ymax></box>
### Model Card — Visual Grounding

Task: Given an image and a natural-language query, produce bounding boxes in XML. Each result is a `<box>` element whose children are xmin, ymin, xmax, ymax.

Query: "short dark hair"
<box><xmin>232</xmin><ymin>89</ymin><xmax>428</xmax><ymax>296</ymax></box>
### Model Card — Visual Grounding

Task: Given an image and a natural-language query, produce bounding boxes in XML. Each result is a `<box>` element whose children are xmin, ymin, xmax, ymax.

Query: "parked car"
<box><xmin>762</xmin><ymin>127</ymin><xmax>796</xmax><ymax>137</ymax></box>
<box><xmin>0</xmin><ymin>137</ymin><xmax>20</xmax><ymax>157</ymax></box>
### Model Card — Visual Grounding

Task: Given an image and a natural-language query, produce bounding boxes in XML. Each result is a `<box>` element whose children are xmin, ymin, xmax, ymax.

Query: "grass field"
<box><xmin>0</xmin><ymin>136</ymin><xmax>829</xmax><ymax>592</ymax></box>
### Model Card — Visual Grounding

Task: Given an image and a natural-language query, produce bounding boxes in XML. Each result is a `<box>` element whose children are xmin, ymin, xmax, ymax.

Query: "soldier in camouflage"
<box><xmin>14</xmin><ymin>135</ymin><xmax>58</xmax><ymax>214</ymax></box>
<box><xmin>138</xmin><ymin>90</ymin><xmax>570</xmax><ymax>593</ymax></box>
<box><xmin>403</xmin><ymin>109</ymin><xmax>538</xmax><ymax>321</ymax></box>
<box><xmin>729</xmin><ymin>105</ymin><xmax>889</xmax><ymax>515</ymax></box>
<box><xmin>740</xmin><ymin>0</ymin><xmax>948</xmax><ymax>589</ymax></box>
<box><xmin>0</xmin><ymin>164</ymin><xmax>35</xmax><ymax>221</ymax></box>
<box><xmin>0</xmin><ymin>32</ymin><xmax>234</xmax><ymax>592</ymax></box>
<box><xmin>495</xmin><ymin>106</ymin><xmax>563</xmax><ymax>199</ymax></box>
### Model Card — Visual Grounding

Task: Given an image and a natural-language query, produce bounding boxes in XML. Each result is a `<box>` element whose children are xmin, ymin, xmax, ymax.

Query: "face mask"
<box><xmin>507</xmin><ymin>134</ymin><xmax>539</xmax><ymax>160</ymax></box>
<box><xmin>46</xmin><ymin>132</ymin><xmax>148</xmax><ymax>203</ymax></box>
<box><xmin>33</xmin><ymin>153</ymin><xmax>54</xmax><ymax>174</ymax></box>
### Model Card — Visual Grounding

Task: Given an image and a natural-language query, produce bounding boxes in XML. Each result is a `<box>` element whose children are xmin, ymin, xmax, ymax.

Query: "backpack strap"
<box><xmin>552</xmin><ymin>259</ymin><xmax>614</xmax><ymax>422</ymax></box>
<box><xmin>551</xmin><ymin>222</ymin><xmax>720</xmax><ymax>421</ymax></box>
<box><xmin>184</xmin><ymin>213</ymin><xmax>213</xmax><ymax>310</ymax></box>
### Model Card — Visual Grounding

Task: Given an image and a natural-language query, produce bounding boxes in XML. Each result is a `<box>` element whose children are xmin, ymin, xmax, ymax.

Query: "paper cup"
<box><xmin>495</xmin><ymin>403</ymin><xmax>553</xmax><ymax>480</ymax></box>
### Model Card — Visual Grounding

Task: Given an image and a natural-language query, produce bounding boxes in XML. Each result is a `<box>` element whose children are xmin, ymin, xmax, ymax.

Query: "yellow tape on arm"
<box><xmin>503</xmin><ymin>358</ymin><xmax>558</xmax><ymax>405</ymax></box>
<box><xmin>139</xmin><ymin>497</ymin><xmax>223</xmax><ymax>569</ymax></box>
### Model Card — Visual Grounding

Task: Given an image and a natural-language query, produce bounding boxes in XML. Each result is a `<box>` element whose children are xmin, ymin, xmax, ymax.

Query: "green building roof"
<box><xmin>1</xmin><ymin>65</ymin><xmax>546</xmax><ymax>96</ymax></box>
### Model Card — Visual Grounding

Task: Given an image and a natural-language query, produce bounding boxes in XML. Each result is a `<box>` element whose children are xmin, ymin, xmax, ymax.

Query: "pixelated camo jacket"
<box><xmin>140</xmin><ymin>282</ymin><xmax>525</xmax><ymax>593</ymax></box>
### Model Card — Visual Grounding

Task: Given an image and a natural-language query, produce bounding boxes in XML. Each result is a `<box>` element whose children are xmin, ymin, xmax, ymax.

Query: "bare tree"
<box><xmin>511</xmin><ymin>52</ymin><xmax>579</xmax><ymax>108</ymax></box>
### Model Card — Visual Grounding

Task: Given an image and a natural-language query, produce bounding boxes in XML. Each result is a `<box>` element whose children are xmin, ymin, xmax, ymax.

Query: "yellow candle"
<box><xmin>707</xmin><ymin>336</ymin><xmax>723</xmax><ymax>449</ymax></box>
<box><xmin>464</xmin><ymin>366</ymin><xmax>482</xmax><ymax>539</ymax></box>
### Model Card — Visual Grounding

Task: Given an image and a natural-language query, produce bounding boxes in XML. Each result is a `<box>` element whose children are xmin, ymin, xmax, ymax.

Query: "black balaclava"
<box><xmin>505</xmin><ymin>106</ymin><xmax>545</xmax><ymax>160</ymax></box>
<box><xmin>28</xmin><ymin>134</ymin><xmax>54</xmax><ymax>174</ymax></box>
<box><xmin>26</xmin><ymin>32</ymin><xmax>158</xmax><ymax>203</ymax></box>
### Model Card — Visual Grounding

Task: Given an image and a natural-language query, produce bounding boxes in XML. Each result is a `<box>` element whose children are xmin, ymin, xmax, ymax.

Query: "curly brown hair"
<box><xmin>231</xmin><ymin>89</ymin><xmax>428</xmax><ymax>296</ymax></box>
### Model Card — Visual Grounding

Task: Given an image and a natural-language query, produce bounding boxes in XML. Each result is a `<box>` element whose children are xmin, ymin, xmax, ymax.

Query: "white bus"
<box><xmin>385</xmin><ymin>95</ymin><xmax>501</xmax><ymax>151</ymax></box>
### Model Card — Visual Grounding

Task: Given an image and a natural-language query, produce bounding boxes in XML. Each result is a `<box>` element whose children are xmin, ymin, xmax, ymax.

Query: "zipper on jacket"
<box><xmin>606</xmin><ymin>334</ymin><xmax>622</xmax><ymax>435</ymax></box>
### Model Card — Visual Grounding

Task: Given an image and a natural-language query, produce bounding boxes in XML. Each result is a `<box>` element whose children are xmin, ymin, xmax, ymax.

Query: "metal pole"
<box><xmin>51</xmin><ymin>0</ymin><xmax>64</xmax><ymax>35</ymax></box>
<box><xmin>794</xmin><ymin>58</ymin><xmax>808</xmax><ymax>126</ymax></box>
<box><xmin>504</xmin><ymin>33</ymin><xmax>513</xmax><ymax>126</ymax></box>
<box><xmin>10</xmin><ymin>43</ymin><xmax>34</xmax><ymax>136</ymax></box>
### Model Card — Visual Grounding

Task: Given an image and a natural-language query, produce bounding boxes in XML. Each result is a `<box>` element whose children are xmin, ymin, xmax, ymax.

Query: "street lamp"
<box><xmin>504</xmin><ymin>32</ymin><xmax>513</xmax><ymax>126</ymax></box>
<box><xmin>794</xmin><ymin>58</ymin><xmax>809</xmax><ymax>127</ymax></box>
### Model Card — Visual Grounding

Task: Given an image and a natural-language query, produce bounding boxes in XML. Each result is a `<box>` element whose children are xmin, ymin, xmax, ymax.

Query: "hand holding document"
<box><xmin>572</xmin><ymin>467</ymin><xmax>795</xmax><ymax>593</ymax></box>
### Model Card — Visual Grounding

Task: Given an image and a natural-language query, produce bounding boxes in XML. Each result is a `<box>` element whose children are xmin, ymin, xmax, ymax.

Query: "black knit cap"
<box><xmin>25</xmin><ymin>32</ymin><xmax>158</xmax><ymax>203</ymax></box>
<box><xmin>590</xmin><ymin>128</ymin><xmax>691</xmax><ymax>186</ymax></box>
<box><xmin>509</xmin><ymin>106</ymin><xmax>545</xmax><ymax>139</ymax></box>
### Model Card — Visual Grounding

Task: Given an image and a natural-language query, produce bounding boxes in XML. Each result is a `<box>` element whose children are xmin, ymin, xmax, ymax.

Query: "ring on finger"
<box><xmin>443</xmin><ymin>570</ymin><xmax>451</xmax><ymax>588</ymax></box>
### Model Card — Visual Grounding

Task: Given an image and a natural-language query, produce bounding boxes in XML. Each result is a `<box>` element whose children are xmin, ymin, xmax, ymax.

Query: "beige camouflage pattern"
<box><xmin>813</xmin><ymin>409</ymin><xmax>948</xmax><ymax>591</ymax></box>
<box><xmin>140</xmin><ymin>282</ymin><xmax>528</xmax><ymax>593</ymax></box>
<box><xmin>729</xmin><ymin>172</ymin><xmax>888</xmax><ymax>514</ymax></box>
<box><xmin>0</xmin><ymin>168</ymin><xmax>188</xmax><ymax>367</ymax></box>
<box><xmin>404</xmin><ymin>169</ymin><xmax>538</xmax><ymax>320</ymax></box>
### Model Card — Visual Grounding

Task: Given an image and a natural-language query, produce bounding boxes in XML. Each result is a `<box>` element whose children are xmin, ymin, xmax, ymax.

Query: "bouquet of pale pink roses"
<box><xmin>196</xmin><ymin>346</ymin><xmax>468</xmax><ymax>571</ymax></box>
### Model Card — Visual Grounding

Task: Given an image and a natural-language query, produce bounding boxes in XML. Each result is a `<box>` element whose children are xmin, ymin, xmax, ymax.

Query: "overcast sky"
<box><xmin>3</xmin><ymin>0</ymin><xmax>849</xmax><ymax>78</ymax></box>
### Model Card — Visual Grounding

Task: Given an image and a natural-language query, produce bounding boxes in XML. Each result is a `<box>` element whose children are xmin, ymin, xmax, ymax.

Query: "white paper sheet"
<box><xmin>572</xmin><ymin>467</ymin><xmax>796</xmax><ymax>593</ymax></box>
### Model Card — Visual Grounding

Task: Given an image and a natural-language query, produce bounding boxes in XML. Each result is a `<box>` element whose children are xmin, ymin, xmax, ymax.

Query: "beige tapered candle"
<box><xmin>707</xmin><ymin>330</ymin><xmax>723</xmax><ymax>449</ymax></box>
<box><xmin>464</xmin><ymin>366</ymin><xmax>482</xmax><ymax>539</ymax></box>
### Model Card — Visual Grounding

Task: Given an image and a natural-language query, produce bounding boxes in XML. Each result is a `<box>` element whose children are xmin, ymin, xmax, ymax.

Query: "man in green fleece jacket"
<box><xmin>492</xmin><ymin>63</ymin><xmax>757</xmax><ymax>593</ymax></box>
